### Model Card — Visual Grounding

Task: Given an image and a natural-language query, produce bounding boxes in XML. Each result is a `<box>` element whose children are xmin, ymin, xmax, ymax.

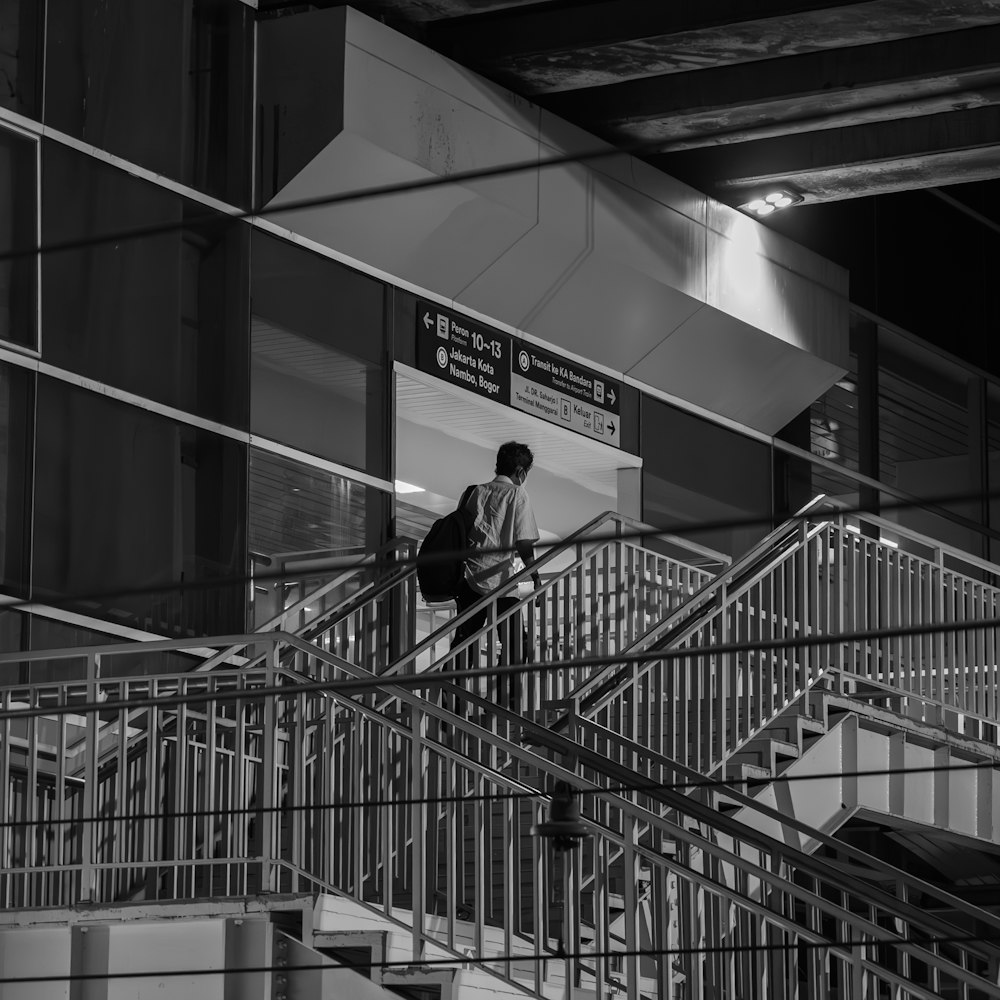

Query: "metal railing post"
<box><xmin>410</xmin><ymin>700</ymin><xmax>427</xmax><ymax>962</ymax></box>
<box><xmin>260</xmin><ymin>639</ymin><xmax>278</xmax><ymax>893</ymax></box>
<box><xmin>623</xmin><ymin>822</ymin><xmax>640</xmax><ymax>1000</ymax></box>
<box><xmin>79</xmin><ymin>652</ymin><xmax>99</xmax><ymax>903</ymax></box>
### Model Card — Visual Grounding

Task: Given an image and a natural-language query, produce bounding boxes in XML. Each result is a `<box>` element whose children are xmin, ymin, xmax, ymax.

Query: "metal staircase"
<box><xmin>6</xmin><ymin>631</ymin><xmax>1000</xmax><ymax>998</ymax></box>
<box><xmin>5</xmin><ymin>505</ymin><xmax>1000</xmax><ymax>997</ymax></box>
<box><xmin>550</xmin><ymin>499</ymin><xmax>1000</xmax><ymax>781</ymax></box>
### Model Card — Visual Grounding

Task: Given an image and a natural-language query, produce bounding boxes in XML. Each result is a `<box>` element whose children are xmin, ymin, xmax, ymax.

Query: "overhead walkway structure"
<box><xmin>4</xmin><ymin>505</ymin><xmax>1000</xmax><ymax>998</ymax></box>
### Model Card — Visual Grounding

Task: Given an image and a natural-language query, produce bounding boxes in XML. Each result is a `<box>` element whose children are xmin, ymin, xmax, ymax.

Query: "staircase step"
<box><xmin>771</xmin><ymin>713</ymin><xmax>827</xmax><ymax>748</ymax></box>
<box><xmin>724</xmin><ymin>761</ymin><xmax>771</xmax><ymax>793</ymax></box>
<box><xmin>730</xmin><ymin>736</ymin><xmax>800</xmax><ymax>772</ymax></box>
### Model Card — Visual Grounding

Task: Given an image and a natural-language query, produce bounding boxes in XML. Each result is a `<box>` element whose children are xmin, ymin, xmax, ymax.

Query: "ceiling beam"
<box><xmin>339</xmin><ymin>0</ymin><xmax>539</xmax><ymax>22</ymax></box>
<box><xmin>654</xmin><ymin>106</ymin><xmax>1000</xmax><ymax>203</ymax></box>
<box><xmin>431</xmin><ymin>0</ymin><xmax>865</xmax><ymax>59</ymax></box>
<box><xmin>438</xmin><ymin>0</ymin><xmax>1000</xmax><ymax>94</ymax></box>
<box><xmin>544</xmin><ymin>24</ymin><xmax>1000</xmax><ymax>141</ymax></box>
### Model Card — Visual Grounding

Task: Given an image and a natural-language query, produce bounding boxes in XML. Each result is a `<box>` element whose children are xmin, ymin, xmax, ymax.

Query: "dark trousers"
<box><xmin>452</xmin><ymin>578</ymin><xmax>525</xmax><ymax>708</ymax></box>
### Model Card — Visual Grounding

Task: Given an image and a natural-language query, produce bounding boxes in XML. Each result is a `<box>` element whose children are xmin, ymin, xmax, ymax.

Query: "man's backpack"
<box><xmin>416</xmin><ymin>485</ymin><xmax>477</xmax><ymax>603</ymax></box>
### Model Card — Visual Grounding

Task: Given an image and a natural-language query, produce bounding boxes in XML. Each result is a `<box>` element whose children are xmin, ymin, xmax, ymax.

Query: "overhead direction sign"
<box><xmin>415</xmin><ymin>303</ymin><xmax>510</xmax><ymax>405</ymax></box>
<box><xmin>510</xmin><ymin>342</ymin><xmax>621</xmax><ymax>448</ymax></box>
<box><xmin>416</xmin><ymin>302</ymin><xmax>623</xmax><ymax>449</ymax></box>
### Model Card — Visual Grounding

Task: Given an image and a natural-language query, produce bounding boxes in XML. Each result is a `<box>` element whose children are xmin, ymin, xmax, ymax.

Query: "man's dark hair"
<box><xmin>496</xmin><ymin>441</ymin><xmax>534</xmax><ymax>477</ymax></box>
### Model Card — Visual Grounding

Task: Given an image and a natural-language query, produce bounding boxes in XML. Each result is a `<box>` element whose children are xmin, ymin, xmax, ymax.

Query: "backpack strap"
<box><xmin>456</xmin><ymin>483</ymin><xmax>477</xmax><ymax>513</ymax></box>
<box><xmin>456</xmin><ymin>484</ymin><xmax>478</xmax><ymax>538</ymax></box>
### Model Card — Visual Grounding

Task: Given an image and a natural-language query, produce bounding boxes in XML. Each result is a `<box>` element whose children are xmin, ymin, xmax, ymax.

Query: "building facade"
<box><xmin>0</xmin><ymin>1</ymin><xmax>998</xmax><ymax>658</ymax></box>
<box><xmin>3</xmin><ymin>3</ymin><xmax>1000</xmax><ymax>998</ymax></box>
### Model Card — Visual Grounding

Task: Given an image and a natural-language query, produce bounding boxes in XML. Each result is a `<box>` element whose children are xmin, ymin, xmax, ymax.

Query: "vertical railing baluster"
<box><xmin>25</xmin><ymin>685</ymin><xmax>39</xmax><ymax>901</ymax></box>
<box><xmin>503</xmin><ymin>785</ymin><xmax>515</xmax><ymax>982</ymax></box>
<box><xmin>79</xmin><ymin>652</ymin><xmax>99</xmax><ymax>903</ymax></box>
<box><xmin>444</xmin><ymin>755</ymin><xmax>457</xmax><ymax>951</ymax></box>
<box><xmin>717</xmin><ymin>598</ymin><xmax>728</xmax><ymax>767</ymax></box>
<box><xmin>474</xmin><ymin>771</ymin><xmax>486</xmax><ymax>962</ymax></box>
<box><xmin>380</xmin><ymin>721</ymin><xmax>393</xmax><ymax>915</ymax></box>
<box><xmin>259</xmin><ymin>641</ymin><xmax>277</xmax><ymax>894</ymax></box>
<box><xmin>410</xmin><ymin>700</ymin><xmax>427</xmax><ymax>962</ymax></box>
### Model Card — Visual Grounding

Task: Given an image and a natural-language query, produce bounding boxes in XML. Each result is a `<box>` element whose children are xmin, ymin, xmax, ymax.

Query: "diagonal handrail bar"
<box><xmin>194</xmin><ymin>536</ymin><xmax>418</xmax><ymax>673</ymax></box>
<box><xmin>529</xmin><ymin>706</ymin><xmax>1000</xmax><ymax>939</ymax></box>
<box><xmin>243</xmin><ymin>631</ymin><xmax>1000</xmax><ymax>959</ymax></box>
<box><xmin>376</xmin><ymin>508</ymin><xmax>719</xmax><ymax>679</ymax></box>
<box><xmin>564</xmin><ymin>495</ymin><xmax>832</xmax><ymax>716</ymax></box>
<box><xmin>270</xmin><ymin>636</ymin><xmax>1000</xmax><ymax>992</ymax></box>
<box><xmin>10</xmin><ymin>624</ymin><xmax>993</xmax><ymax>946</ymax></box>
<box><xmin>344</xmin><ymin>659</ymin><xmax>1000</xmax><ymax>949</ymax></box>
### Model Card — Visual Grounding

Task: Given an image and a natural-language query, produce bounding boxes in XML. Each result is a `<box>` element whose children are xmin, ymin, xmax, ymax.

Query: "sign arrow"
<box><xmin>423</xmin><ymin>312</ymin><xmax>433</xmax><ymax>329</ymax></box>
<box><xmin>608</xmin><ymin>421</ymin><xmax>616</xmax><ymax>436</ymax></box>
<box><xmin>607</xmin><ymin>388</ymin><xmax>616</xmax><ymax>406</ymax></box>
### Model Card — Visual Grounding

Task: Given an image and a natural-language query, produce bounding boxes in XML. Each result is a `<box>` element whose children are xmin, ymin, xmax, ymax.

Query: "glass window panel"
<box><xmin>777</xmin><ymin>345</ymin><xmax>860</xmax><ymax>473</ymax></box>
<box><xmin>983</xmin><ymin>383</ymin><xmax>1000</xmax><ymax>564</ymax></box>
<box><xmin>0</xmin><ymin>608</ymin><xmax>25</xmax><ymax>660</ymax></box>
<box><xmin>0</xmin><ymin>124</ymin><xmax>36</xmax><ymax>350</ymax></box>
<box><xmin>774</xmin><ymin>447</ymin><xmax>861</xmax><ymax>522</ymax></box>
<box><xmin>642</xmin><ymin>398</ymin><xmax>771</xmax><ymax>559</ymax></box>
<box><xmin>0</xmin><ymin>0</ymin><xmax>43</xmax><ymax>118</ymax></box>
<box><xmin>0</xmin><ymin>361</ymin><xmax>32</xmax><ymax>595</ymax></box>
<box><xmin>44</xmin><ymin>0</ymin><xmax>252</xmax><ymax>205</ymax></box>
<box><xmin>41</xmin><ymin>141</ymin><xmax>249</xmax><ymax>428</ymax></box>
<box><xmin>877</xmin><ymin>329</ymin><xmax>981</xmax><ymax>554</ymax></box>
<box><xmin>250</xmin><ymin>448</ymin><xmax>371</xmax><ymax>561</ymax></box>
<box><xmin>249</xmin><ymin>447</ymin><xmax>386</xmax><ymax>628</ymax></box>
<box><xmin>250</xmin><ymin>231</ymin><xmax>386</xmax><ymax>476</ymax></box>
<box><xmin>33</xmin><ymin>377</ymin><xmax>247</xmax><ymax>637</ymax></box>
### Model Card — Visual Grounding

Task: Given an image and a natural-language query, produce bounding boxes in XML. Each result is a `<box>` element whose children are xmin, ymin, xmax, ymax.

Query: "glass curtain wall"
<box><xmin>983</xmin><ymin>385</ymin><xmax>1000</xmax><ymax>565</ymax></box>
<box><xmin>33</xmin><ymin>377</ymin><xmax>247</xmax><ymax>639</ymax></box>
<box><xmin>0</xmin><ymin>360</ymin><xmax>31</xmax><ymax>597</ymax></box>
<box><xmin>876</xmin><ymin>329</ymin><xmax>981</xmax><ymax>554</ymax></box>
<box><xmin>41</xmin><ymin>141</ymin><xmax>250</xmax><ymax>427</ymax></box>
<box><xmin>248</xmin><ymin>448</ymin><xmax>384</xmax><ymax>627</ymax></box>
<box><xmin>0</xmin><ymin>124</ymin><xmax>37</xmax><ymax>350</ymax></box>
<box><xmin>250</xmin><ymin>230</ymin><xmax>386</xmax><ymax>475</ymax></box>
<box><xmin>0</xmin><ymin>0</ymin><xmax>43</xmax><ymax>118</ymax></box>
<box><xmin>249</xmin><ymin>231</ymin><xmax>389</xmax><ymax>592</ymax></box>
<box><xmin>44</xmin><ymin>0</ymin><xmax>253</xmax><ymax>206</ymax></box>
<box><xmin>642</xmin><ymin>397</ymin><xmax>772</xmax><ymax>559</ymax></box>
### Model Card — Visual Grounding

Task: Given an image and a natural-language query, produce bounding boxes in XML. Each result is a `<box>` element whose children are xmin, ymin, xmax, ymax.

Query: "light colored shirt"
<box><xmin>462</xmin><ymin>475</ymin><xmax>539</xmax><ymax>595</ymax></box>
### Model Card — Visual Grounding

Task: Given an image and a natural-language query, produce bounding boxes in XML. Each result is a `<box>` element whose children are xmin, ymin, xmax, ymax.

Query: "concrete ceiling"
<box><xmin>326</xmin><ymin>0</ymin><xmax>1000</xmax><ymax>209</ymax></box>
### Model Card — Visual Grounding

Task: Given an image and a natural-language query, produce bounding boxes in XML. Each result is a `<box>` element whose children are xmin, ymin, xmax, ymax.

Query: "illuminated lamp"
<box><xmin>738</xmin><ymin>187</ymin><xmax>804</xmax><ymax>219</ymax></box>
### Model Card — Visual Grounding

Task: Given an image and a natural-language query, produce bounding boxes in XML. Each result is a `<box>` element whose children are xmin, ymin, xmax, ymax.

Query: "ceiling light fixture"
<box><xmin>739</xmin><ymin>188</ymin><xmax>803</xmax><ymax>219</ymax></box>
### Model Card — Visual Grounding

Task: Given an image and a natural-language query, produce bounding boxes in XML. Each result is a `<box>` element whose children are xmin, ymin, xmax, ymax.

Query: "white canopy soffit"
<box><xmin>262</xmin><ymin>7</ymin><xmax>850</xmax><ymax>436</ymax></box>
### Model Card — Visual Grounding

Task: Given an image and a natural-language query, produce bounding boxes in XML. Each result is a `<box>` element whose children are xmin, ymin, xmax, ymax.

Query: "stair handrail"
<box><xmin>13</xmin><ymin>625</ymin><xmax>989</xmax><ymax>941</ymax></box>
<box><xmin>832</xmin><ymin>498</ymin><xmax>1000</xmax><ymax>579</ymax></box>
<box><xmin>193</xmin><ymin>536</ymin><xmax>418</xmax><ymax>674</ymax></box>
<box><xmin>268</xmin><ymin>633</ymin><xmax>1000</xmax><ymax>949</ymax></box>
<box><xmin>269</xmin><ymin>635</ymin><xmax>1000</xmax><ymax>988</ymax></box>
<box><xmin>376</xmin><ymin>507</ymin><xmax>712</xmax><ymax>679</ymax></box>
<box><xmin>534</xmin><ymin>707</ymin><xmax>1000</xmax><ymax>936</ymax></box>
<box><xmin>7</xmin><ymin>634</ymin><xmax>1000</xmax><ymax>998</ymax></box>
<box><xmin>562</xmin><ymin>494</ymin><xmax>833</xmax><ymax>716</ymax></box>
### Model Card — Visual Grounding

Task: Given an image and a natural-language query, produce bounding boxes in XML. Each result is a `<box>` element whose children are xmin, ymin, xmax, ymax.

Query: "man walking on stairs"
<box><xmin>453</xmin><ymin>441</ymin><xmax>541</xmax><ymax>708</ymax></box>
